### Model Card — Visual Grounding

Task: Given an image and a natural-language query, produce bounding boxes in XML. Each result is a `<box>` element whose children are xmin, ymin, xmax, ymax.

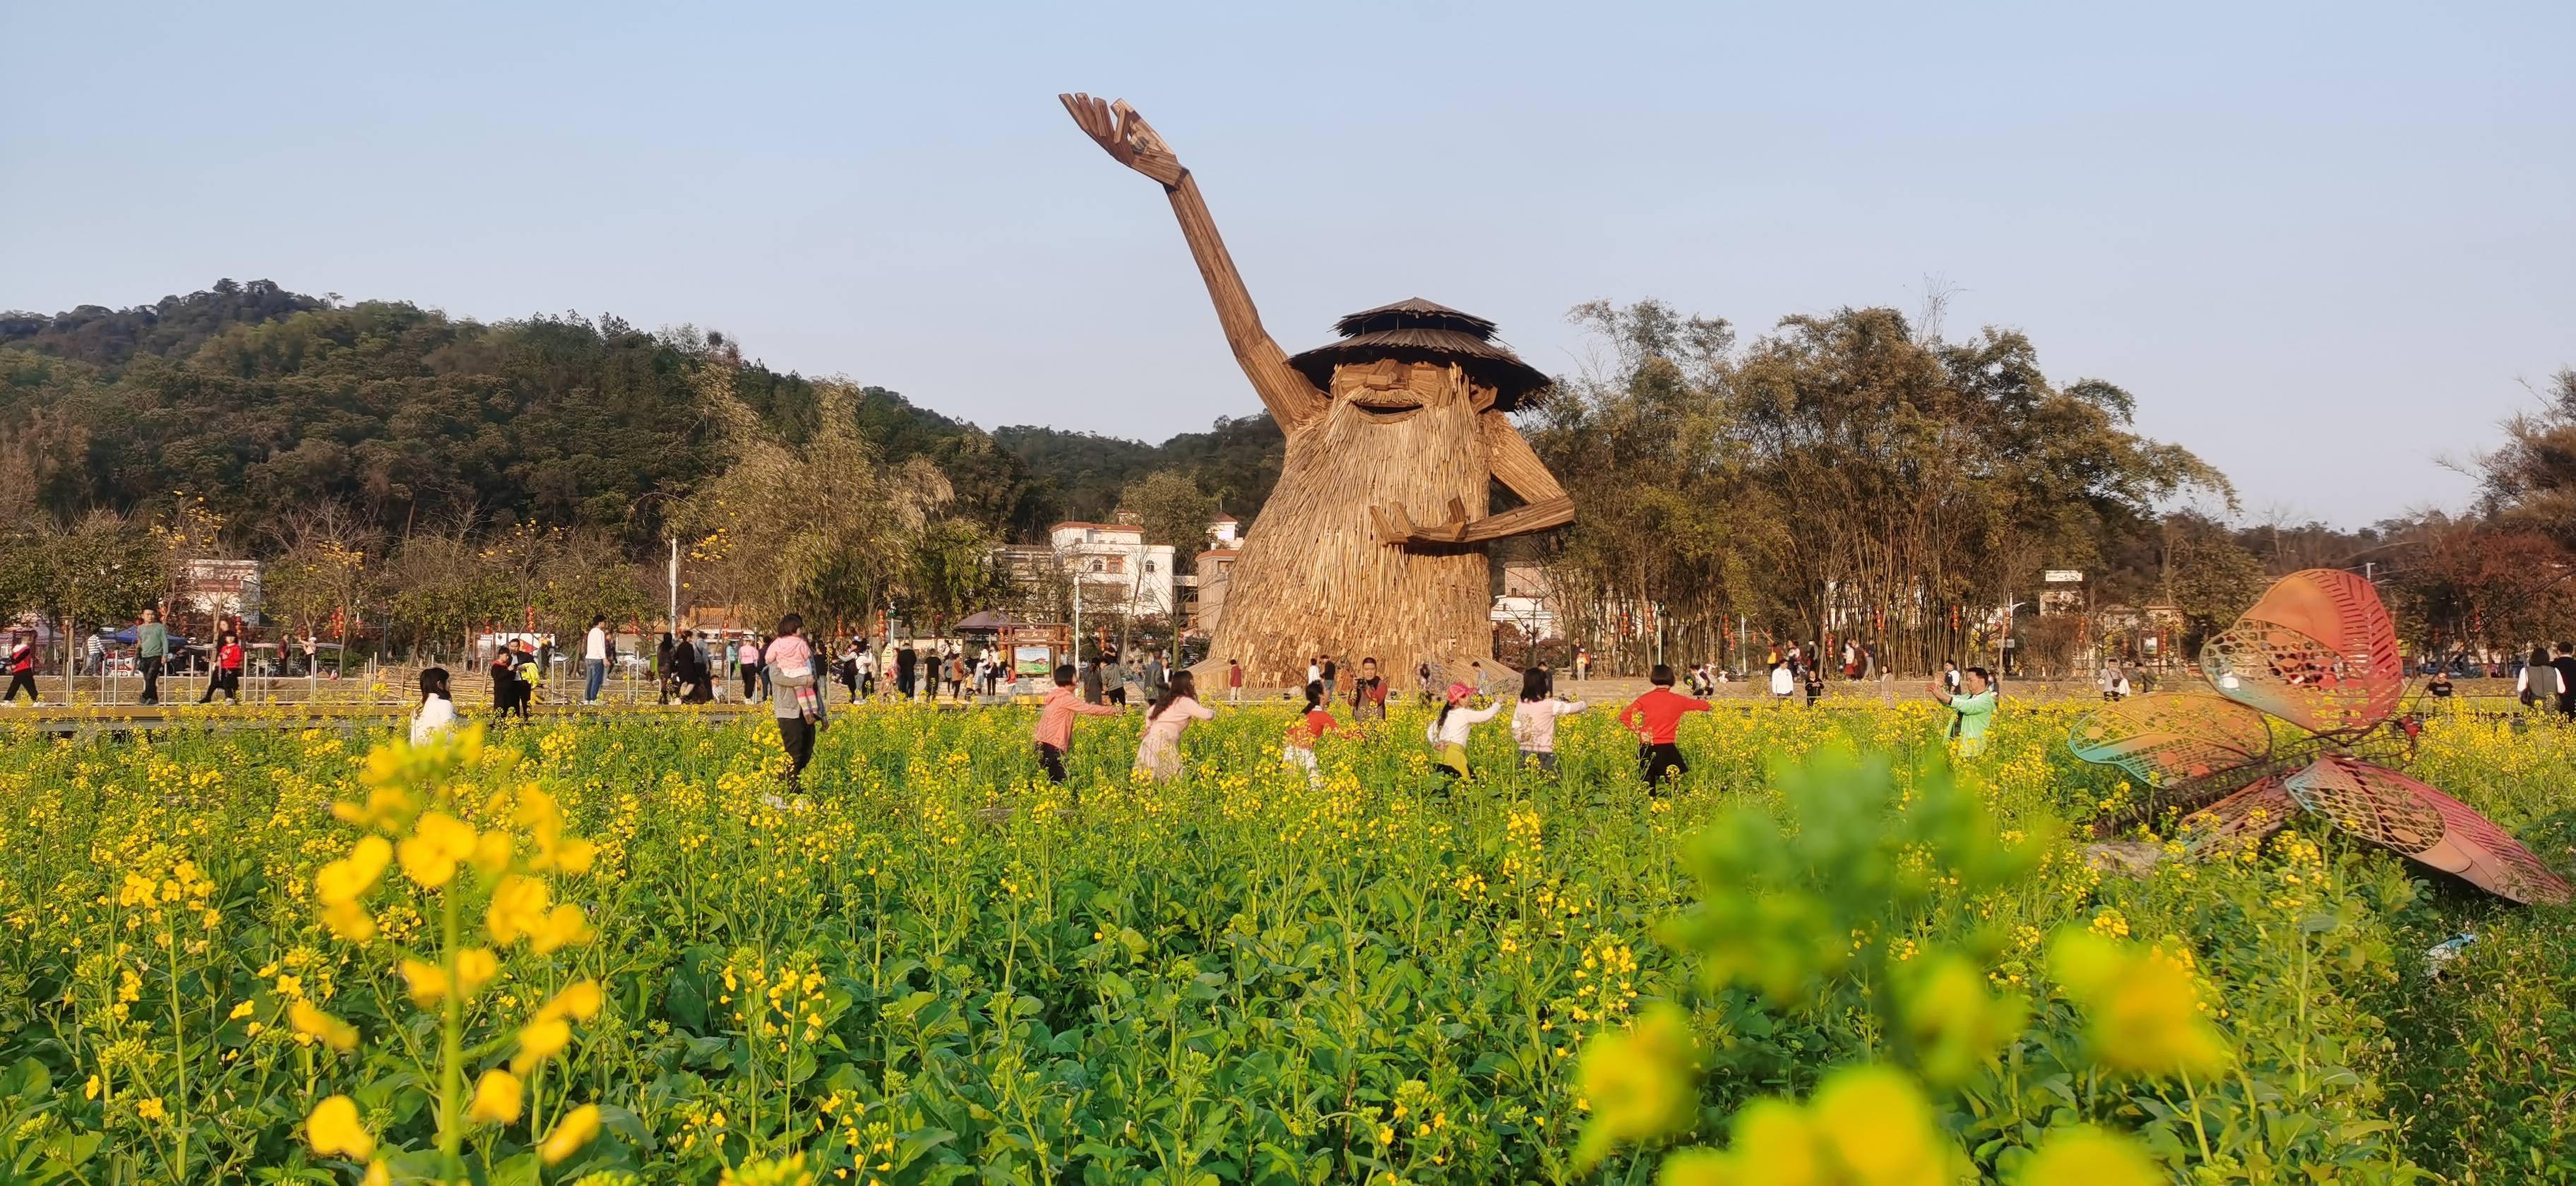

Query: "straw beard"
<box><xmin>1195</xmin><ymin>361</ymin><xmax>1496</xmax><ymax>688</ymax></box>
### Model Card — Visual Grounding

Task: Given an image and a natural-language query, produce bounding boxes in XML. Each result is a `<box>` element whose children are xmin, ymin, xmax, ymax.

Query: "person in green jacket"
<box><xmin>1929</xmin><ymin>666</ymin><xmax>1997</xmax><ymax>757</ymax></box>
<box><xmin>136</xmin><ymin>607</ymin><xmax>169</xmax><ymax>706</ymax></box>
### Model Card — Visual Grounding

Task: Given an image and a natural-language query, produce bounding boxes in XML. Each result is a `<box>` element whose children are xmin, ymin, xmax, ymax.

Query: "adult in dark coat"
<box><xmin>668</xmin><ymin>637</ymin><xmax>711</xmax><ymax>704</ymax></box>
<box><xmin>490</xmin><ymin>646</ymin><xmax>521</xmax><ymax>718</ymax></box>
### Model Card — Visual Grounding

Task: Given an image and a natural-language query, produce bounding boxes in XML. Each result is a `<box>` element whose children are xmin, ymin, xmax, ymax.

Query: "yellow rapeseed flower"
<box><xmin>1654</xmin><ymin>1146</ymin><xmax>1735</xmax><ymax>1186</ymax></box>
<box><xmin>398</xmin><ymin>811</ymin><xmax>479</xmax><ymax>888</ymax></box>
<box><xmin>315</xmin><ymin>836</ymin><xmax>392</xmax><ymax>905</ymax></box>
<box><xmin>1900</xmin><ymin>952</ymin><xmax>2027</xmax><ymax>1087</ymax></box>
<box><xmin>473</xmin><ymin>829</ymin><xmax>515</xmax><ymax>876</ymax></box>
<box><xmin>512</xmin><ymin>1017</ymin><xmax>573</xmax><ymax>1074</ymax></box>
<box><xmin>537</xmin><ymin>979</ymin><xmax>605</xmax><ymax>1023</ymax></box>
<box><xmin>541</xmin><ymin>836</ymin><xmax>598</xmax><ymax>875</ymax></box>
<box><xmin>530</xmin><ymin>903</ymin><xmax>593</xmax><ymax>954</ymax></box>
<box><xmin>1573</xmin><ymin>1004</ymin><xmax>1698</xmax><ymax>1168</ymax></box>
<box><xmin>538</xmin><ymin>1103</ymin><xmax>602</xmax><ymax>1164</ymax></box>
<box><xmin>400</xmin><ymin>958</ymin><xmax>449</xmax><ymax>1007</ymax></box>
<box><xmin>721</xmin><ymin>1153</ymin><xmax>817</xmax><ymax>1186</ymax></box>
<box><xmin>470</xmin><ymin>1068</ymin><xmax>525</xmax><ymax>1123</ymax></box>
<box><xmin>1728</xmin><ymin>1098</ymin><xmax>1820</xmax><ymax>1182</ymax></box>
<box><xmin>1654</xmin><ymin>1066</ymin><xmax>1952</xmax><ymax>1185</ymax></box>
<box><xmin>321</xmin><ymin>898</ymin><xmax>377</xmax><ymax>943</ymax></box>
<box><xmin>2012</xmin><ymin>1125</ymin><xmax>2160</xmax><ymax>1186</ymax></box>
<box><xmin>306</xmin><ymin>1094</ymin><xmax>374</xmax><ymax>1159</ymax></box>
<box><xmin>332</xmin><ymin>785</ymin><xmax>418</xmax><ymax>832</ymax></box>
<box><xmin>1807</xmin><ymin>1066</ymin><xmax>1946</xmax><ymax>1185</ymax></box>
<box><xmin>487</xmin><ymin>875</ymin><xmax>551</xmax><ymax>945</ymax></box>
<box><xmin>289</xmin><ymin>1000</ymin><xmax>359</xmax><ymax>1052</ymax></box>
<box><xmin>456</xmin><ymin>947</ymin><xmax>501</xmax><ymax>996</ymax></box>
<box><xmin>2046</xmin><ymin>929</ymin><xmax>2229</xmax><ymax>1078</ymax></box>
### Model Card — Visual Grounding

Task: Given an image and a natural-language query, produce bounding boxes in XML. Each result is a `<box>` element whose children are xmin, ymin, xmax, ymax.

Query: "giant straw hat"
<box><xmin>1285</xmin><ymin>298</ymin><xmax>1553</xmax><ymax>413</ymax></box>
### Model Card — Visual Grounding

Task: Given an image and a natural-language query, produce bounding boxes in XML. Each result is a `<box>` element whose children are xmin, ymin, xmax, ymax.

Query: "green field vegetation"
<box><xmin>0</xmin><ymin>700</ymin><xmax>2565</xmax><ymax>1183</ymax></box>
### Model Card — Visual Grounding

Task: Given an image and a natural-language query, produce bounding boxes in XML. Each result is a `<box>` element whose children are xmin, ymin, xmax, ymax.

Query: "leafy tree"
<box><xmin>535</xmin><ymin>529</ymin><xmax>657</xmax><ymax>642</ymax></box>
<box><xmin>1532</xmin><ymin>300</ymin><xmax>2226</xmax><ymax>676</ymax></box>
<box><xmin>675</xmin><ymin>374</ymin><xmax>953</xmax><ymax>632</ymax></box>
<box><xmin>378</xmin><ymin>529</ymin><xmax>491</xmax><ymax>660</ymax></box>
<box><xmin>2157</xmin><ymin>513</ymin><xmax>2269</xmax><ymax>650</ymax></box>
<box><xmin>2478</xmin><ymin>367</ymin><xmax>2576</xmax><ymax>549</ymax></box>
<box><xmin>1119</xmin><ymin>469</ymin><xmax>1218</xmax><ymax>573</ymax></box>
<box><xmin>2385</xmin><ymin>516</ymin><xmax>2576</xmax><ymax>654</ymax></box>
<box><xmin>4</xmin><ymin>513</ymin><xmax>170</xmax><ymax>674</ymax></box>
<box><xmin>260</xmin><ymin>504</ymin><xmax>380</xmax><ymax>659</ymax></box>
<box><xmin>902</xmin><ymin>518</ymin><xmax>1004</xmax><ymax>634</ymax></box>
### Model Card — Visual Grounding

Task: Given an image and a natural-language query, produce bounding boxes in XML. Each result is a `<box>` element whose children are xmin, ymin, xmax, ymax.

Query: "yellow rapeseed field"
<box><xmin>0</xmin><ymin>697</ymin><xmax>2565</xmax><ymax>1184</ymax></box>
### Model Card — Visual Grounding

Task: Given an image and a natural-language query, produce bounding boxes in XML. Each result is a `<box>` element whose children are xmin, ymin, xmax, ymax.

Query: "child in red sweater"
<box><xmin>1283</xmin><ymin>679</ymin><xmax>1344</xmax><ymax>787</ymax></box>
<box><xmin>1616</xmin><ymin>664</ymin><xmax>1712</xmax><ymax>789</ymax></box>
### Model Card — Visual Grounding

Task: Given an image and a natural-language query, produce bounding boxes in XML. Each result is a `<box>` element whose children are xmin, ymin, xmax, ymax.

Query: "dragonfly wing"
<box><xmin>2069</xmin><ymin>692</ymin><xmax>2274</xmax><ymax>789</ymax></box>
<box><xmin>2284</xmin><ymin>756</ymin><xmax>2572</xmax><ymax>906</ymax></box>
<box><xmin>2198</xmin><ymin>569</ymin><xmax>2404</xmax><ymax>735</ymax></box>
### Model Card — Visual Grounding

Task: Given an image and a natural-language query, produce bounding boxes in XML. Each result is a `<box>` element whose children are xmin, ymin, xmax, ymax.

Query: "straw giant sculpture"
<box><xmin>1059</xmin><ymin>94</ymin><xmax>1573</xmax><ymax>688</ymax></box>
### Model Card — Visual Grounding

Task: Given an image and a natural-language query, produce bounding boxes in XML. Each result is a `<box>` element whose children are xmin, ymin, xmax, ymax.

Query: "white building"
<box><xmin>1049</xmin><ymin>520</ymin><xmax>1179</xmax><ymax>621</ymax></box>
<box><xmin>180</xmin><ymin>558</ymin><xmax>263</xmax><ymax>625</ymax></box>
<box><xmin>1190</xmin><ymin>546</ymin><xmax>1239</xmax><ymax>631</ymax></box>
<box><xmin>1491</xmin><ymin>561</ymin><xmax>1557</xmax><ymax>640</ymax></box>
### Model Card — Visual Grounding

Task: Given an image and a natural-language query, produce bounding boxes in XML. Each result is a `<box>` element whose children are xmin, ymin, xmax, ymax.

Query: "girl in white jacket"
<box><xmin>1426</xmin><ymin>681</ymin><xmax>1503</xmax><ymax>781</ymax></box>
<box><xmin>1510</xmin><ymin>668</ymin><xmax>1587</xmax><ymax>776</ymax></box>
<box><xmin>410</xmin><ymin>667</ymin><xmax>456</xmax><ymax>745</ymax></box>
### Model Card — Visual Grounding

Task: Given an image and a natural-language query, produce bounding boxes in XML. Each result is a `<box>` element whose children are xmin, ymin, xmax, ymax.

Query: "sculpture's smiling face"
<box><xmin>1329</xmin><ymin>359</ymin><xmax>1481</xmax><ymax>426</ymax></box>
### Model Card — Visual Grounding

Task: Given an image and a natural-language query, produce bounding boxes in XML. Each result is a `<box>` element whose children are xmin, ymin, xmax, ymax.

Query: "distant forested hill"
<box><xmin>995</xmin><ymin>414</ymin><xmax>1284</xmax><ymax>527</ymax></box>
<box><xmin>0</xmin><ymin>280</ymin><xmax>1285</xmax><ymax>549</ymax></box>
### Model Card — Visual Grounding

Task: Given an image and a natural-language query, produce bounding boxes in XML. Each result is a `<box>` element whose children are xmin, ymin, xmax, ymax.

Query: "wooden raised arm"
<box><xmin>1369</xmin><ymin>413</ymin><xmax>1576</xmax><ymax>546</ymax></box>
<box><xmin>1060</xmin><ymin>93</ymin><xmax>1328</xmax><ymax>430</ymax></box>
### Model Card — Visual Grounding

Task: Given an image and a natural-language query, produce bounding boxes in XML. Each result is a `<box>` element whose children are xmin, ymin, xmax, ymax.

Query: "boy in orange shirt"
<box><xmin>1034</xmin><ymin>662</ymin><xmax>1121</xmax><ymax>786</ymax></box>
<box><xmin>1616</xmin><ymin>664</ymin><xmax>1712</xmax><ymax>789</ymax></box>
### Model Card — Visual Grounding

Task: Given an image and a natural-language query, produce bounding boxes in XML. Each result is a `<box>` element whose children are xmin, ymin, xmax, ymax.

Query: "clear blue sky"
<box><xmin>5</xmin><ymin>1</ymin><xmax>2569</xmax><ymax>526</ymax></box>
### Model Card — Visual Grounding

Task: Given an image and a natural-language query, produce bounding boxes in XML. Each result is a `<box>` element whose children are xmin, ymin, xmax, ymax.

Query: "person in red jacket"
<box><xmin>3</xmin><ymin>631</ymin><xmax>37</xmax><ymax>704</ymax></box>
<box><xmin>197</xmin><ymin>630</ymin><xmax>245</xmax><ymax>704</ymax></box>
<box><xmin>1616</xmin><ymin>664</ymin><xmax>1712</xmax><ymax>789</ymax></box>
<box><xmin>1282</xmin><ymin>679</ymin><xmax>1347</xmax><ymax>787</ymax></box>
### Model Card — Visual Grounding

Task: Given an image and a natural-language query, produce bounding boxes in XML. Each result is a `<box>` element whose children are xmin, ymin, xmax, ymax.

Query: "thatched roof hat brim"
<box><xmin>1333</xmin><ymin>298</ymin><xmax>1498</xmax><ymax>337</ymax></box>
<box><xmin>1289</xmin><ymin>297</ymin><xmax>1553</xmax><ymax>412</ymax></box>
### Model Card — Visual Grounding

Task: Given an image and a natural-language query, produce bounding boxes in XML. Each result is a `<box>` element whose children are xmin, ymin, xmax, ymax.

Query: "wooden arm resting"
<box><xmin>1371</xmin><ymin>496</ymin><xmax>1575</xmax><ymax>546</ymax></box>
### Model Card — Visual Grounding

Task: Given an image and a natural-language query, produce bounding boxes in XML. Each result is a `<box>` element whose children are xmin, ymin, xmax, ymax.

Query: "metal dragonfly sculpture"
<box><xmin>2070</xmin><ymin>568</ymin><xmax>2570</xmax><ymax>905</ymax></box>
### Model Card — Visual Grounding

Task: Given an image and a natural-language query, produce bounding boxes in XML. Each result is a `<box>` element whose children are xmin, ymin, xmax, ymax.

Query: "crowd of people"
<box><xmin>641</xmin><ymin>630</ymin><xmax>1031</xmax><ymax>709</ymax></box>
<box><xmin>61</xmin><ymin>599</ymin><xmax>2546</xmax><ymax>797</ymax></box>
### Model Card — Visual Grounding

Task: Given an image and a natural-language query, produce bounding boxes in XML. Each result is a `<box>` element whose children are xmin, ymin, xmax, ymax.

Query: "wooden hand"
<box><xmin>1054</xmin><ymin>91</ymin><xmax>1326</xmax><ymax>429</ymax></box>
<box><xmin>1059</xmin><ymin>93</ymin><xmax>1186</xmax><ymax>187</ymax></box>
<box><xmin>1371</xmin><ymin>496</ymin><xmax>1576</xmax><ymax>546</ymax></box>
